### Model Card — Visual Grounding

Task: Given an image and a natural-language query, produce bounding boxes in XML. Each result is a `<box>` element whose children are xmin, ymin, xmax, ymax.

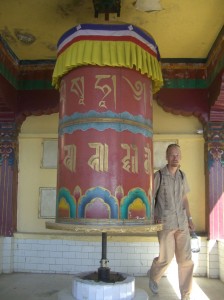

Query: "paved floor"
<box><xmin>0</xmin><ymin>273</ymin><xmax>223</xmax><ymax>300</ymax></box>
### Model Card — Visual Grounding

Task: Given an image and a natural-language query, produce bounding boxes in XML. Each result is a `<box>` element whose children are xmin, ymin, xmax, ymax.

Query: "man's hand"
<box><xmin>188</xmin><ymin>219</ymin><xmax>195</xmax><ymax>231</ymax></box>
<box><xmin>154</xmin><ymin>216</ymin><xmax>162</xmax><ymax>224</ymax></box>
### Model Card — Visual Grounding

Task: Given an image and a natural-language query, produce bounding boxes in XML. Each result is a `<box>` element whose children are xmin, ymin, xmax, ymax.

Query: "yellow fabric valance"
<box><xmin>52</xmin><ymin>25</ymin><xmax>163</xmax><ymax>94</ymax></box>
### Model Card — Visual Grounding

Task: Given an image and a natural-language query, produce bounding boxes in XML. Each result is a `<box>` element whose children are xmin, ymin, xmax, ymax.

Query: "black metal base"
<box><xmin>98</xmin><ymin>267</ymin><xmax>111</xmax><ymax>282</ymax></box>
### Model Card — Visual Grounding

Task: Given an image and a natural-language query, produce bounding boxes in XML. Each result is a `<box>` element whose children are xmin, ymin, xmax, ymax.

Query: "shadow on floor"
<box><xmin>0</xmin><ymin>273</ymin><xmax>223</xmax><ymax>300</ymax></box>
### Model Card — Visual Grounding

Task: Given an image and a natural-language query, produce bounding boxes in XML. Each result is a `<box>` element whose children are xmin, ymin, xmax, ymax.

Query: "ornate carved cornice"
<box><xmin>209</xmin><ymin>71</ymin><xmax>224</xmax><ymax>122</ymax></box>
<box><xmin>204</xmin><ymin>122</ymin><xmax>224</xmax><ymax>142</ymax></box>
<box><xmin>0</xmin><ymin>27</ymin><xmax>223</xmax><ymax>123</ymax></box>
<box><xmin>0</xmin><ymin>122</ymin><xmax>19</xmax><ymax>143</ymax></box>
<box><xmin>0</xmin><ymin>122</ymin><xmax>19</xmax><ymax>167</ymax></box>
<box><xmin>204</xmin><ymin>122</ymin><xmax>224</xmax><ymax>169</ymax></box>
<box><xmin>157</xmin><ymin>27</ymin><xmax>224</xmax><ymax>124</ymax></box>
<box><xmin>156</xmin><ymin>87</ymin><xmax>209</xmax><ymax>124</ymax></box>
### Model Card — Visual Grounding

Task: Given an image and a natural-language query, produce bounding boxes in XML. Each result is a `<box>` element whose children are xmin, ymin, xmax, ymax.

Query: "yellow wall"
<box><xmin>18</xmin><ymin>101</ymin><xmax>205</xmax><ymax>233</ymax></box>
<box><xmin>18</xmin><ymin>114</ymin><xmax>58</xmax><ymax>233</ymax></box>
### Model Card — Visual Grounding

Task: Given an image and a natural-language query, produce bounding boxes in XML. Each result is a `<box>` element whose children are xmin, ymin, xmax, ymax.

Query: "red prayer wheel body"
<box><xmin>52</xmin><ymin>24</ymin><xmax>163</xmax><ymax>226</ymax></box>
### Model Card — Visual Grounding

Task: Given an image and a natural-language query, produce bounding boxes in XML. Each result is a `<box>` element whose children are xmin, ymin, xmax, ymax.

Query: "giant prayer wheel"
<box><xmin>50</xmin><ymin>24</ymin><xmax>163</xmax><ymax>232</ymax></box>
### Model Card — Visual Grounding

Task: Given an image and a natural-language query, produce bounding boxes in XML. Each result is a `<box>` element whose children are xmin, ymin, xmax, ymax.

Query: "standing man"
<box><xmin>148</xmin><ymin>144</ymin><xmax>194</xmax><ymax>300</ymax></box>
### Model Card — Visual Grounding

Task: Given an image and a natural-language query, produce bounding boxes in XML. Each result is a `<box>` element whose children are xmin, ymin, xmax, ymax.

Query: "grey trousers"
<box><xmin>150</xmin><ymin>228</ymin><xmax>194</xmax><ymax>298</ymax></box>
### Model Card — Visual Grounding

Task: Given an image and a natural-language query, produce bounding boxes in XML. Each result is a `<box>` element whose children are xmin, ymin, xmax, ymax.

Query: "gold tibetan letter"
<box><xmin>95</xmin><ymin>75</ymin><xmax>116</xmax><ymax>109</ymax></box>
<box><xmin>121</xmin><ymin>144</ymin><xmax>138</xmax><ymax>173</ymax></box>
<box><xmin>144</xmin><ymin>144</ymin><xmax>151</xmax><ymax>175</ymax></box>
<box><xmin>88</xmin><ymin>143</ymin><xmax>109</xmax><ymax>172</ymax></box>
<box><xmin>63</xmin><ymin>144</ymin><xmax>76</xmax><ymax>172</ymax></box>
<box><xmin>71</xmin><ymin>76</ymin><xmax>85</xmax><ymax>105</ymax></box>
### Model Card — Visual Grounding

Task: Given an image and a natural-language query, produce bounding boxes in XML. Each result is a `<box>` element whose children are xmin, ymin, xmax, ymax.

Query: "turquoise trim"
<box><xmin>59</xmin><ymin>110</ymin><xmax>152</xmax><ymax>137</ymax></box>
<box><xmin>57</xmin><ymin>188</ymin><xmax>76</xmax><ymax>218</ymax></box>
<box><xmin>0</xmin><ymin>62</ymin><xmax>17</xmax><ymax>88</ymax></box>
<box><xmin>78</xmin><ymin>187</ymin><xmax>118</xmax><ymax>218</ymax></box>
<box><xmin>120</xmin><ymin>188</ymin><xmax>150</xmax><ymax>219</ymax></box>
<box><xmin>18</xmin><ymin>79</ymin><xmax>53</xmax><ymax>90</ymax></box>
<box><xmin>163</xmin><ymin>78</ymin><xmax>207</xmax><ymax>89</ymax></box>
